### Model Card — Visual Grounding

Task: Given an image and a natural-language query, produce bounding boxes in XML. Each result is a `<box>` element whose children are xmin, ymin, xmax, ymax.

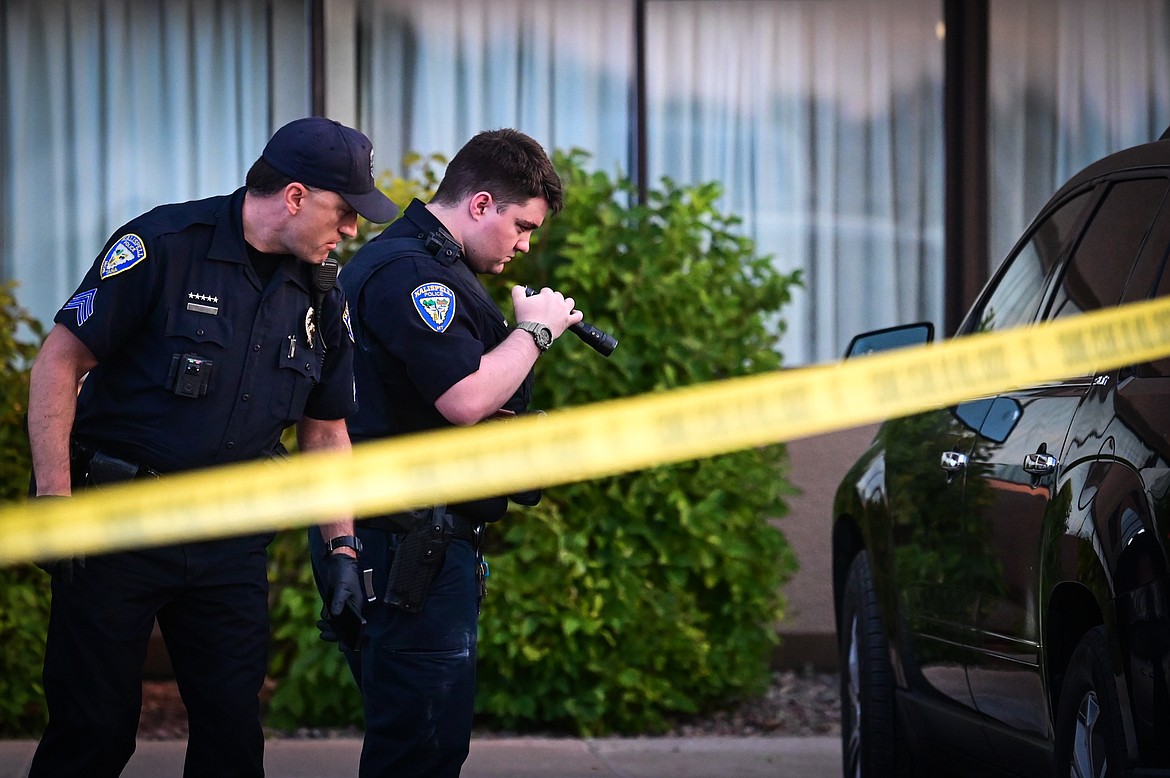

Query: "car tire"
<box><xmin>1055</xmin><ymin>626</ymin><xmax>1128</xmax><ymax>778</ymax></box>
<box><xmin>840</xmin><ymin>551</ymin><xmax>903</xmax><ymax>777</ymax></box>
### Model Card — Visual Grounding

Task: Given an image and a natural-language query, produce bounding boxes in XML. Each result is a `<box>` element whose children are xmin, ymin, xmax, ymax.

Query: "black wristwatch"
<box><xmin>325</xmin><ymin>535</ymin><xmax>362</xmax><ymax>555</ymax></box>
<box><xmin>515</xmin><ymin>321</ymin><xmax>553</xmax><ymax>352</ymax></box>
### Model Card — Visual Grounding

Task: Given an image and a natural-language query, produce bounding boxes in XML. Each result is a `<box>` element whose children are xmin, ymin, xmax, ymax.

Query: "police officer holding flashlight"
<box><xmin>26</xmin><ymin>117</ymin><xmax>396</xmax><ymax>778</ymax></box>
<box><xmin>315</xmin><ymin>128</ymin><xmax>579</xmax><ymax>777</ymax></box>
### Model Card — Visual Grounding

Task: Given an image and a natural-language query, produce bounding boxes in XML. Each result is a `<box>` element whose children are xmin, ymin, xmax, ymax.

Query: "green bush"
<box><xmin>478</xmin><ymin>151</ymin><xmax>800</xmax><ymax>733</ymax></box>
<box><xmin>0</xmin><ymin>283</ymin><xmax>49</xmax><ymax>736</ymax></box>
<box><xmin>264</xmin><ymin>150</ymin><xmax>802</xmax><ymax>734</ymax></box>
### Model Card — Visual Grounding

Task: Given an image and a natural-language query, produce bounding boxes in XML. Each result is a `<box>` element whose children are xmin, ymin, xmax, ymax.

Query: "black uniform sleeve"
<box><xmin>54</xmin><ymin>227</ymin><xmax>165</xmax><ymax>361</ymax></box>
<box><xmin>360</xmin><ymin>260</ymin><xmax>486</xmax><ymax>404</ymax></box>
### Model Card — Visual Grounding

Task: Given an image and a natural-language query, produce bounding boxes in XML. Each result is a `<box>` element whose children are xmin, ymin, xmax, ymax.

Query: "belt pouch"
<box><xmin>86</xmin><ymin>451</ymin><xmax>141</xmax><ymax>485</ymax></box>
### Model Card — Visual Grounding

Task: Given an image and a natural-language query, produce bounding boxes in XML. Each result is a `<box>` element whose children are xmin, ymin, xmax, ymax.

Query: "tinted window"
<box><xmin>1047</xmin><ymin>178</ymin><xmax>1170</xmax><ymax>320</ymax></box>
<box><xmin>1117</xmin><ymin>179</ymin><xmax>1170</xmax><ymax>379</ymax></box>
<box><xmin>970</xmin><ymin>190</ymin><xmax>1090</xmax><ymax>334</ymax></box>
<box><xmin>1134</xmin><ymin>244</ymin><xmax>1170</xmax><ymax>378</ymax></box>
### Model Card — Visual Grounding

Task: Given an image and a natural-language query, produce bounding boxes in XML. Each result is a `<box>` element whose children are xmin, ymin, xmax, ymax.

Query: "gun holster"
<box><xmin>383</xmin><ymin>506</ymin><xmax>452</xmax><ymax>613</ymax></box>
<box><xmin>71</xmin><ymin>442</ymin><xmax>159</xmax><ymax>487</ymax></box>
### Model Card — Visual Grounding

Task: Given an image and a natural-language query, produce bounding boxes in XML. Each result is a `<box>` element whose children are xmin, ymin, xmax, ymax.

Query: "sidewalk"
<box><xmin>0</xmin><ymin>735</ymin><xmax>840</xmax><ymax>777</ymax></box>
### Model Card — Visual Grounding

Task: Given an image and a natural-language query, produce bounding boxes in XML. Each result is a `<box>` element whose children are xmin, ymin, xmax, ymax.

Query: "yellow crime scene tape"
<box><xmin>2</xmin><ymin>294</ymin><xmax>1170</xmax><ymax>566</ymax></box>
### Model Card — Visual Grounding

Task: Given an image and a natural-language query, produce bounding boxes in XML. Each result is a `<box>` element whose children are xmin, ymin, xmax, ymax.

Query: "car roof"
<box><xmin>1050</xmin><ymin>135</ymin><xmax>1170</xmax><ymax>202</ymax></box>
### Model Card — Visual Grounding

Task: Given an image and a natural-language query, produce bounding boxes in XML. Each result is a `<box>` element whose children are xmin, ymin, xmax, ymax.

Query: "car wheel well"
<box><xmin>832</xmin><ymin>516</ymin><xmax>864</xmax><ymax>626</ymax></box>
<box><xmin>1047</xmin><ymin>581</ymin><xmax>1103</xmax><ymax>719</ymax></box>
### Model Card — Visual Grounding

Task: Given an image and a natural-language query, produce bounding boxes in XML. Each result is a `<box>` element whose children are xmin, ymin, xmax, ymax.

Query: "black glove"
<box><xmin>321</xmin><ymin>553</ymin><xmax>365</xmax><ymax>650</ymax></box>
<box><xmin>33</xmin><ymin>496</ymin><xmax>84</xmax><ymax>584</ymax></box>
<box><xmin>316</xmin><ymin>616</ymin><xmax>340</xmax><ymax>644</ymax></box>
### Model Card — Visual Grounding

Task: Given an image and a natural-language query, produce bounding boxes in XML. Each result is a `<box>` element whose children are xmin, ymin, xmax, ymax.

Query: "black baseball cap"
<box><xmin>262</xmin><ymin>117</ymin><xmax>398</xmax><ymax>223</ymax></box>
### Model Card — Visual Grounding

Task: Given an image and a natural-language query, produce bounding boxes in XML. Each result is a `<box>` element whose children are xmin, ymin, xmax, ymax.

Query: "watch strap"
<box><xmin>325</xmin><ymin>534</ymin><xmax>362</xmax><ymax>555</ymax></box>
<box><xmin>515</xmin><ymin>321</ymin><xmax>552</xmax><ymax>352</ymax></box>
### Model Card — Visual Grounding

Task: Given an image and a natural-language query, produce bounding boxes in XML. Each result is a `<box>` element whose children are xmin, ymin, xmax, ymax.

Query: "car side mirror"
<box><xmin>844</xmin><ymin>322</ymin><xmax>934</xmax><ymax>359</ymax></box>
<box><xmin>951</xmin><ymin>395</ymin><xmax>1023</xmax><ymax>443</ymax></box>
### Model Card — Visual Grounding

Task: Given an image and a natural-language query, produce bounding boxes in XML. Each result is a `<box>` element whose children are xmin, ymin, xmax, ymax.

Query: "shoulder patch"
<box><xmin>99</xmin><ymin>234</ymin><xmax>148</xmax><ymax>279</ymax></box>
<box><xmin>411</xmin><ymin>283</ymin><xmax>456</xmax><ymax>333</ymax></box>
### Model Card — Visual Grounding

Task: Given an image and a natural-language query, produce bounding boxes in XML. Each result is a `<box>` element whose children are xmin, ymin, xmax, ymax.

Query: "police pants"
<box><xmin>311</xmin><ymin>524</ymin><xmax>480</xmax><ymax>778</ymax></box>
<box><xmin>29</xmin><ymin>537</ymin><xmax>271</xmax><ymax>778</ymax></box>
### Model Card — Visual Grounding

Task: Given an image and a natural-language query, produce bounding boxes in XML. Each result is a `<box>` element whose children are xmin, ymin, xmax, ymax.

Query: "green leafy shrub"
<box><xmin>0</xmin><ymin>283</ymin><xmax>49</xmax><ymax>736</ymax></box>
<box><xmin>264</xmin><ymin>149</ymin><xmax>802</xmax><ymax>735</ymax></box>
<box><xmin>477</xmin><ymin>151</ymin><xmax>801</xmax><ymax>734</ymax></box>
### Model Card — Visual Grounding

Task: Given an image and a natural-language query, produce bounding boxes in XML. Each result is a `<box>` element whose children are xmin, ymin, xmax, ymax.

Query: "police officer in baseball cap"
<box><xmin>26</xmin><ymin>117</ymin><xmax>394</xmax><ymax>778</ymax></box>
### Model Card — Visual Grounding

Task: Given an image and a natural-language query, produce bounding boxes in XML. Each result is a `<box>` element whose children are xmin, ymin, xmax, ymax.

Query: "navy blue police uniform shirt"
<box><xmin>56</xmin><ymin>187</ymin><xmax>356</xmax><ymax>475</ymax></box>
<box><xmin>340</xmin><ymin>199</ymin><xmax>533</xmax><ymax>521</ymax></box>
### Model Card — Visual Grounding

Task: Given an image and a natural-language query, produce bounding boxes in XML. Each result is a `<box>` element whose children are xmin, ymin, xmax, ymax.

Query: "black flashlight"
<box><xmin>524</xmin><ymin>286</ymin><xmax>618</xmax><ymax>357</ymax></box>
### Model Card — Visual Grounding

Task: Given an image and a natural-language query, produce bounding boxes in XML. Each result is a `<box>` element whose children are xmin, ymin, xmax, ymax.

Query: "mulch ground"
<box><xmin>138</xmin><ymin>670</ymin><xmax>840</xmax><ymax>740</ymax></box>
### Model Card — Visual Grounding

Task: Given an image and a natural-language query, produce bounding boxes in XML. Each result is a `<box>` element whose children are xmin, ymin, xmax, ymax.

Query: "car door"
<box><xmin>964</xmin><ymin>177</ymin><xmax>1170</xmax><ymax>759</ymax></box>
<box><xmin>880</xmin><ymin>400</ymin><xmax>988</xmax><ymax>711</ymax></box>
<box><xmin>882</xmin><ymin>187</ymin><xmax>1095</xmax><ymax>717</ymax></box>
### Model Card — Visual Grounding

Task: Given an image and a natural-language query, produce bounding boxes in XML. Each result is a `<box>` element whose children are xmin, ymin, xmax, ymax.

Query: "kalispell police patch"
<box><xmin>99</xmin><ymin>234</ymin><xmax>147</xmax><ymax>279</ymax></box>
<box><xmin>411</xmin><ymin>283</ymin><xmax>456</xmax><ymax>333</ymax></box>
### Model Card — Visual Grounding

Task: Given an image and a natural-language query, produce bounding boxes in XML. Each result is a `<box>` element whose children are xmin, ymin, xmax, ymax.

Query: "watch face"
<box><xmin>535</xmin><ymin>325</ymin><xmax>553</xmax><ymax>349</ymax></box>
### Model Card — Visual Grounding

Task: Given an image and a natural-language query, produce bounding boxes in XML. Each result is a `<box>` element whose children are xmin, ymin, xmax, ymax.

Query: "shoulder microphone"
<box><xmin>315</xmin><ymin>257</ymin><xmax>340</xmax><ymax>293</ymax></box>
<box><xmin>524</xmin><ymin>286</ymin><xmax>618</xmax><ymax>357</ymax></box>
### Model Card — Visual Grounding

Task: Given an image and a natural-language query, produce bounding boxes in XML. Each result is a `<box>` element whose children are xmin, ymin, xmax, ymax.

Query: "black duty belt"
<box><xmin>360</xmin><ymin>512</ymin><xmax>482</xmax><ymax>545</ymax></box>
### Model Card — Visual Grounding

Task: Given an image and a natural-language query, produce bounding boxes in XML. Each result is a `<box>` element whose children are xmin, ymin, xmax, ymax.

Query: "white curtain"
<box><xmin>645</xmin><ymin>0</ymin><xmax>946</xmax><ymax>366</ymax></box>
<box><xmin>989</xmin><ymin>0</ymin><xmax>1170</xmax><ymax>269</ymax></box>
<box><xmin>1</xmin><ymin>0</ymin><xmax>299</xmax><ymax>328</ymax></box>
<box><xmin>354</xmin><ymin>0</ymin><xmax>635</xmax><ymax>190</ymax></box>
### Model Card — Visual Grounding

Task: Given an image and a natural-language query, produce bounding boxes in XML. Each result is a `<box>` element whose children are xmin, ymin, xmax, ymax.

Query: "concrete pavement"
<box><xmin>0</xmin><ymin>735</ymin><xmax>841</xmax><ymax>777</ymax></box>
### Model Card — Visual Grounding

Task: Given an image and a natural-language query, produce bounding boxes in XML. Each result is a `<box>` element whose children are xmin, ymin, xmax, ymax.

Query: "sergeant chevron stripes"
<box><xmin>63</xmin><ymin>289</ymin><xmax>97</xmax><ymax>326</ymax></box>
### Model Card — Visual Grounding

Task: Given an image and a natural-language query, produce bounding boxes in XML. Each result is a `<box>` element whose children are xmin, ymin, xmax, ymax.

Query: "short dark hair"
<box><xmin>244</xmin><ymin>157</ymin><xmax>294</xmax><ymax>196</ymax></box>
<box><xmin>432</xmin><ymin>129</ymin><xmax>563</xmax><ymax>214</ymax></box>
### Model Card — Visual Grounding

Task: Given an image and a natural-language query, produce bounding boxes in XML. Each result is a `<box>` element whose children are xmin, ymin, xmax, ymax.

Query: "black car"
<box><xmin>833</xmin><ymin>131</ymin><xmax>1170</xmax><ymax>777</ymax></box>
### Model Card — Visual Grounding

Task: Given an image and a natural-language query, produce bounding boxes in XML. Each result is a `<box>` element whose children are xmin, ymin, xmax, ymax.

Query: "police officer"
<box><xmin>314</xmin><ymin>128</ymin><xmax>580</xmax><ymax>777</ymax></box>
<box><xmin>26</xmin><ymin>117</ymin><xmax>397</xmax><ymax>778</ymax></box>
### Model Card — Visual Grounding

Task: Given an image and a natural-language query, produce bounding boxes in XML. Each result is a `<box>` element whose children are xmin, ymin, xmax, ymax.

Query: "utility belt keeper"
<box><xmin>362</xmin><ymin>507</ymin><xmax>484</xmax><ymax>613</ymax></box>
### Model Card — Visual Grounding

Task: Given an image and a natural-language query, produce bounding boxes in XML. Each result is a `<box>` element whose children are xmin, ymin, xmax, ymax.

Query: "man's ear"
<box><xmin>468</xmin><ymin>191</ymin><xmax>494</xmax><ymax>219</ymax></box>
<box><xmin>284</xmin><ymin>182</ymin><xmax>310</xmax><ymax>215</ymax></box>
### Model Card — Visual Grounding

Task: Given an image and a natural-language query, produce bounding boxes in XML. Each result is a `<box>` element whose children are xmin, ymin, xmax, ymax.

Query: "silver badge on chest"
<box><xmin>304</xmin><ymin>306</ymin><xmax>316</xmax><ymax>349</ymax></box>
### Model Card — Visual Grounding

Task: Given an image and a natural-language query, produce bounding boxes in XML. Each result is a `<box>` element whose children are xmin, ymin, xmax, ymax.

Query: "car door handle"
<box><xmin>1023</xmin><ymin>452</ymin><xmax>1057</xmax><ymax>475</ymax></box>
<box><xmin>940</xmin><ymin>451</ymin><xmax>968</xmax><ymax>472</ymax></box>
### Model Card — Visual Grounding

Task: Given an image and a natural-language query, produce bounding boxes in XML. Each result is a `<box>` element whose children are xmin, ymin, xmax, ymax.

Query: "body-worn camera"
<box><xmin>168</xmin><ymin>353</ymin><xmax>213</xmax><ymax>398</ymax></box>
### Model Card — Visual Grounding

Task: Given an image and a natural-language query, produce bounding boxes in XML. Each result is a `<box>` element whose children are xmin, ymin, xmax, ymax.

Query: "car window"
<box><xmin>968</xmin><ymin>190</ymin><xmax>1091</xmax><ymax>334</ymax></box>
<box><xmin>1133</xmin><ymin>252</ymin><xmax>1170</xmax><ymax>378</ymax></box>
<box><xmin>1046</xmin><ymin>178</ymin><xmax>1170</xmax><ymax>321</ymax></box>
<box><xmin>1114</xmin><ymin>178</ymin><xmax>1170</xmax><ymax>379</ymax></box>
